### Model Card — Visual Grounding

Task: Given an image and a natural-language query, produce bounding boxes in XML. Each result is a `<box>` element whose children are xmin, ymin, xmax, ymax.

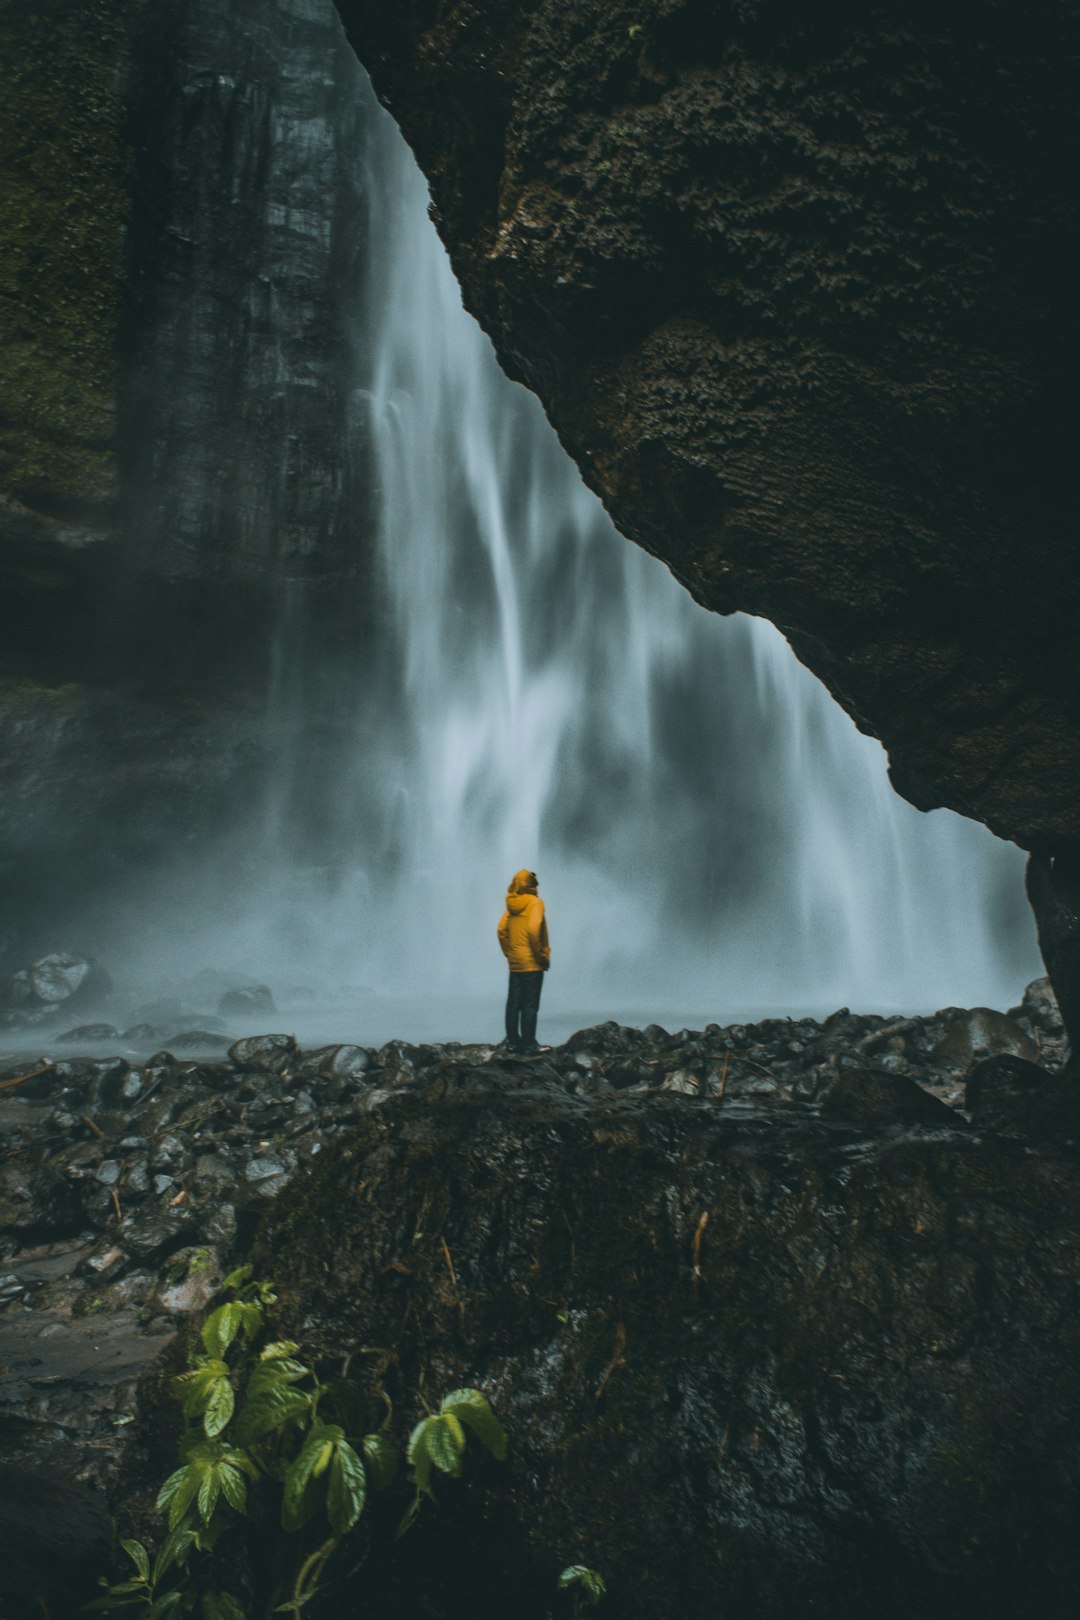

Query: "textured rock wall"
<box><xmin>121</xmin><ymin>0</ymin><xmax>371</xmax><ymax>583</ymax></box>
<box><xmin>335</xmin><ymin>0</ymin><xmax>1080</xmax><ymax>856</ymax></box>
<box><xmin>0</xmin><ymin>0</ymin><xmax>374</xmax><ymax>955</ymax></box>
<box><xmin>0</xmin><ymin>0</ymin><xmax>143</xmax><ymax>521</ymax></box>
<box><xmin>255</xmin><ymin>1066</ymin><xmax>1080</xmax><ymax>1620</ymax></box>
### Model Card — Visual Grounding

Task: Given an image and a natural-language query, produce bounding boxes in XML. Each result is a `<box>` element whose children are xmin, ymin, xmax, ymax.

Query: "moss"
<box><xmin>0</xmin><ymin>0</ymin><xmax>144</xmax><ymax>510</ymax></box>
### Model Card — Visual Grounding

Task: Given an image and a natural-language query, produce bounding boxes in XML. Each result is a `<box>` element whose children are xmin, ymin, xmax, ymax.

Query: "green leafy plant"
<box><xmin>91</xmin><ymin>1267</ymin><xmax>507</xmax><ymax>1619</ymax></box>
<box><xmin>559</xmin><ymin>1564</ymin><xmax>607</xmax><ymax>1617</ymax></box>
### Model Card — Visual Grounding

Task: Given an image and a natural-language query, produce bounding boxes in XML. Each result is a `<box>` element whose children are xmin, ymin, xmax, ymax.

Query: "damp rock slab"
<box><xmin>338</xmin><ymin>0</ymin><xmax>1080</xmax><ymax>857</ymax></box>
<box><xmin>257</xmin><ymin>1072</ymin><xmax>1080</xmax><ymax>1620</ymax></box>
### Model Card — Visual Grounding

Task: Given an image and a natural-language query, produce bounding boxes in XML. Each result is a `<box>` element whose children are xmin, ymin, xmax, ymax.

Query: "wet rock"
<box><xmin>227</xmin><ymin>1033</ymin><xmax>298</xmax><ymax>1073</ymax></box>
<box><xmin>218</xmin><ymin>984</ymin><xmax>276</xmax><ymax>1018</ymax></box>
<box><xmin>189</xmin><ymin>1154</ymin><xmax>238</xmax><ymax>1199</ymax></box>
<box><xmin>661</xmin><ymin>1068</ymin><xmax>700</xmax><ymax>1096</ymax></box>
<box><xmin>254</xmin><ymin>1072</ymin><xmax>1080</xmax><ymax>1620</ymax></box>
<box><xmin>170</xmin><ymin>1029</ymin><xmax>232</xmax><ymax>1052</ymax></box>
<box><xmin>0</xmin><ymin>1464</ymin><xmax>111</xmax><ymax>1620</ymax></box>
<box><xmin>59</xmin><ymin>1023</ymin><xmax>118</xmax><ymax>1043</ymax></box>
<box><xmin>296</xmin><ymin>1043</ymin><xmax>371</xmax><ymax>1081</ymax></box>
<box><xmin>155</xmin><ymin>1246</ymin><xmax>220</xmax><ymax>1315</ymax></box>
<box><xmin>1017</xmin><ymin>976</ymin><xmax>1065</xmax><ymax>1034</ymax></box>
<box><xmin>820</xmin><ymin>1069</ymin><xmax>964</xmax><ymax>1131</ymax></box>
<box><xmin>121</xmin><ymin>1023</ymin><xmax>159</xmax><ymax>1046</ymax></box>
<box><xmin>29</xmin><ymin>954</ymin><xmax>110</xmax><ymax>1007</ymax></box>
<box><xmin>936</xmin><ymin>1008</ymin><xmax>1039</xmax><ymax>1071</ymax></box>
<box><xmin>965</xmin><ymin>1055</ymin><xmax>1080</xmax><ymax>1138</ymax></box>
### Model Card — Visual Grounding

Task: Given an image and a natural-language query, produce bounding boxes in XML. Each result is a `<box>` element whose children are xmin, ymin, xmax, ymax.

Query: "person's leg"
<box><xmin>520</xmin><ymin>971</ymin><xmax>544</xmax><ymax>1049</ymax></box>
<box><xmin>505</xmin><ymin>972</ymin><xmax>523</xmax><ymax>1049</ymax></box>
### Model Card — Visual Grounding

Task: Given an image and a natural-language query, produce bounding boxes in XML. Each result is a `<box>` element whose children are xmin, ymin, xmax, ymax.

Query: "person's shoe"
<box><xmin>489</xmin><ymin>1040</ymin><xmax>521</xmax><ymax>1059</ymax></box>
<box><xmin>518</xmin><ymin>1042</ymin><xmax>552</xmax><ymax>1055</ymax></box>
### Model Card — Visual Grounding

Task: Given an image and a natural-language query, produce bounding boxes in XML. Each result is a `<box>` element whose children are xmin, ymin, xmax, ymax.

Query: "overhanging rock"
<box><xmin>334</xmin><ymin>0</ymin><xmax>1079</xmax><ymax>857</ymax></box>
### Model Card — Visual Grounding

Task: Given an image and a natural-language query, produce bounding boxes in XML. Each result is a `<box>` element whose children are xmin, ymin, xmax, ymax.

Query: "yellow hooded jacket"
<box><xmin>498</xmin><ymin>870</ymin><xmax>551</xmax><ymax>973</ymax></box>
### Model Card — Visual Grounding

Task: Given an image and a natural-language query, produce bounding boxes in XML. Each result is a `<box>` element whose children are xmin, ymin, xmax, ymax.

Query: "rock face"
<box><xmin>336</xmin><ymin>0</ymin><xmax>1080</xmax><ymax>860</ymax></box>
<box><xmin>0</xmin><ymin>0</ymin><xmax>376</xmax><ymax>954</ymax></box>
<box><xmin>259</xmin><ymin>1064</ymin><xmax>1080</xmax><ymax>1620</ymax></box>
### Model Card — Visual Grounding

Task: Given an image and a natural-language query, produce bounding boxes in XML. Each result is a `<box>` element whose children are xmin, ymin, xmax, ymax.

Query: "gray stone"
<box><xmin>228</xmin><ymin>1033</ymin><xmax>298</xmax><ymax>1073</ymax></box>
<box><xmin>936</xmin><ymin>1008</ymin><xmax>1039</xmax><ymax>1072</ymax></box>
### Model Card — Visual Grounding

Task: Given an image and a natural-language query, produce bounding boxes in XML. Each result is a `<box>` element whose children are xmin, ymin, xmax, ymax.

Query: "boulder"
<box><xmin>254</xmin><ymin>1076</ymin><xmax>1080</xmax><ymax>1620</ymax></box>
<box><xmin>218</xmin><ymin>984</ymin><xmax>276</xmax><ymax>1018</ymax></box>
<box><xmin>227</xmin><ymin>1033</ymin><xmax>298</xmax><ymax>1073</ymax></box>
<box><xmin>935</xmin><ymin>1008</ymin><xmax>1039</xmax><ymax>1071</ymax></box>
<box><xmin>820</xmin><ymin>1068</ymin><xmax>963</xmax><ymax>1131</ymax></box>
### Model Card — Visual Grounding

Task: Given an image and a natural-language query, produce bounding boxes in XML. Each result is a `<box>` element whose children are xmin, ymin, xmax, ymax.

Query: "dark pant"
<box><xmin>505</xmin><ymin>970</ymin><xmax>544</xmax><ymax>1049</ymax></box>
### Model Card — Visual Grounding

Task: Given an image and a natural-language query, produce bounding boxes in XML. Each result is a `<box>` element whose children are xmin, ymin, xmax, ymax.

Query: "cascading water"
<box><xmin>101</xmin><ymin>63</ymin><xmax>1039</xmax><ymax>1045</ymax></box>
<box><xmin>318</xmin><ymin>72</ymin><xmax>1038</xmax><ymax>1033</ymax></box>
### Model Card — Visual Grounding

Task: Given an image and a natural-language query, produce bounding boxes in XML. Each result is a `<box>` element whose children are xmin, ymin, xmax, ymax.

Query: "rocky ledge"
<box><xmin>2</xmin><ymin>980</ymin><xmax>1077</xmax><ymax>1617</ymax></box>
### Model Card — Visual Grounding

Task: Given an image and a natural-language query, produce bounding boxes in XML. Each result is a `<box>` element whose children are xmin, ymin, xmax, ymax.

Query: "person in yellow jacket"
<box><xmin>497</xmin><ymin>868</ymin><xmax>551</xmax><ymax>1053</ymax></box>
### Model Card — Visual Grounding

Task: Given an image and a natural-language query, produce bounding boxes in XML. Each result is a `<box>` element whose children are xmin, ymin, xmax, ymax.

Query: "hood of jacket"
<box><xmin>506</xmin><ymin>869</ymin><xmax>539</xmax><ymax>912</ymax></box>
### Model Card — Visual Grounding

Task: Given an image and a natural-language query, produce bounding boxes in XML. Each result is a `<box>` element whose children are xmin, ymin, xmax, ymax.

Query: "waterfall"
<box><xmin>323</xmin><ymin>72</ymin><xmax>1038</xmax><ymax>1031</ymax></box>
<box><xmin>101</xmin><ymin>62</ymin><xmax>1039</xmax><ymax>1044</ymax></box>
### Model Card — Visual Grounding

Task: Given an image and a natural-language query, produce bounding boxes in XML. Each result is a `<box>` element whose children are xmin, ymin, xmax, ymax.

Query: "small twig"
<box><xmin>691</xmin><ymin>1210</ymin><xmax>710</xmax><ymax>1289</ymax></box>
<box><xmin>0</xmin><ymin>1060</ymin><xmax>54</xmax><ymax>1091</ymax></box>
<box><xmin>81</xmin><ymin>1113</ymin><xmax>105</xmax><ymax>1139</ymax></box>
<box><xmin>438</xmin><ymin>1235</ymin><xmax>458</xmax><ymax>1289</ymax></box>
<box><xmin>594</xmin><ymin>1321</ymin><xmax>627</xmax><ymax>1401</ymax></box>
<box><xmin>109</xmin><ymin>1187</ymin><xmax>123</xmax><ymax>1223</ymax></box>
<box><xmin>855</xmin><ymin>1016</ymin><xmax>920</xmax><ymax>1054</ymax></box>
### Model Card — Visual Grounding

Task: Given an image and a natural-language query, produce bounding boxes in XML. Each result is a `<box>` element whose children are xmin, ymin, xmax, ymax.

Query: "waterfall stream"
<box><xmin>323</xmin><ymin>74</ymin><xmax>1038</xmax><ymax>1034</ymax></box>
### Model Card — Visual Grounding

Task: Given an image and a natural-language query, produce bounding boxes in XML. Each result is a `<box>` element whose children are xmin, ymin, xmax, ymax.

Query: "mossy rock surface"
<box><xmin>0</xmin><ymin>0</ymin><xmax>143</xmax><ymax>512</ymax></box>
<box><xmin>256</xmin><ymin>1067</ymin><xmax>1080</xmax><ymax>1619</ymax></box>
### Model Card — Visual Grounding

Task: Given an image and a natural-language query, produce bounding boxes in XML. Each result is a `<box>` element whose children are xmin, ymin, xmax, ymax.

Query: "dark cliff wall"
<box><xmin>0</xmin><ymin>0</ymin><xmax>372</xmax><ymax>957</ymax></box>
<box><xmin>121</xmin><ymin>0</ymin><xmax>371</xmax><ymax>584</ymax></box>
<box><xmin>335</xmin><ymin>0</ymin><xmax>1080</xmax><ymax>857</ymax></box>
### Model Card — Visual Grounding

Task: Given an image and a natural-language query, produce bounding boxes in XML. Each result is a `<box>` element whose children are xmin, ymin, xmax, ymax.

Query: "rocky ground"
<box><xmin>0</xmin><ymin>979</ymin><xmax>1067</xmax><ymax>1474</ymax></box>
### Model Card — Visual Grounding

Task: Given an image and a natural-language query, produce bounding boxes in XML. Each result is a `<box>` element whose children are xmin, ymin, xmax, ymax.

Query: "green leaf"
<box><xmin>406</xmin><ymin>1420</ymin><xmax>434</xmax><ymax>1497</ymax></box>
<box><xmin>558</xmin><ymin>1566</ymin><xmax>606</xmax><ymax>1604</ymax></box>
<box><xmin>217</xmin><ymin>1462</ymin><xmax>247</xmax><ymax>1515</ymax></box>
<box><xmin>149</xmin><ymin>1593</ymin><xmax>184</xmax><ymax>1620</ymax></box>
<box><xmin>197</xmin><ymin>1466</ymin><xmax>220</xmax><ymax>1525</ymax></box>
<box><xmin>258</xmin><ymin>1340</ymin><xmax>300</xmax><ymax>1361</ymax></box>
<box><xmin>202</xmin><ymin>1592</ymin><xmax>246</xmax><ymax>1620</ymax></box>
<box><xmin>157</xmin><ymin>1464</ymin><xmax>202</xmax><ymax>1531</ymax></box>
<box><xmin>201</xmin><ymin>1303</ymin><xmax>241</xmax><ymax>1360</ymax></box>
<box><xmin>245</xmin><ymin>1358</ymin><xmax>311</xmax><ymax>1401</ymax></box>
<box><xmin>120</xmin><ymin>1541</ymin><xmax>149</xmax><ymax>1583</ymax></box>
<box><xmin>204</xmin><ymin>1376</ymin><xmax>235</xmax><ymax>1438</ymax></box>
<box><xmin>234</xmin><ymin>1300</ymin><xmax>264</xmax><ymax>1342</ymax></box>
<box><xmin>583</xmin><ymin>1572</ymin><xmax>607</xmax><ymax>1603</ymax></box>
<box><xmin>439</xmin><ymin>1388</ymin><xmax>508</xmax><ymax>1461</ymax></box>
<box><xmin>234</xmin><ymin>1385</ymin><xmax>312</xmax><ymax>1446</ymax></box>
<box><xmin>222</xmin><ymin>1265</ymin><xmax>253</xmax><ymax>1290</ymax></box>
<box><xmin>282</xmin><ymin>1423</ymin><xmax>341</xmax><ymax>1531</ymax></box>
<box><xmin>360</xmin><ymin>1433</ymin><xmax>398</xmax><ymax>1492</ymax></box>
<box><xmin>173</xmin><ymin>1362</ymin><xmax>230</xmax><ymax>1421</ymax></box>
<box><xmin>424</xmin><ymin>1414</ymin><xmax>464</xmax><ymax>1477</ymax></box>
<box><xmin>152</xmin><ymin>1524</ymin><xmax>196</xmax><ymax>1586</ymax></box>
<box><xmin>327</xmin><ymin>1439</ymin><xmax>367</xmax><ymax>1535</ymax></box>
